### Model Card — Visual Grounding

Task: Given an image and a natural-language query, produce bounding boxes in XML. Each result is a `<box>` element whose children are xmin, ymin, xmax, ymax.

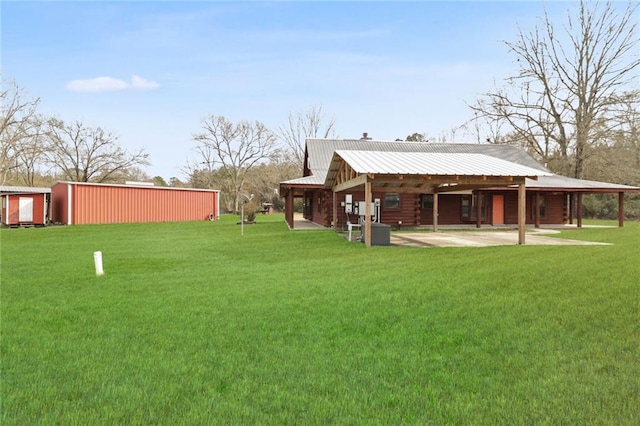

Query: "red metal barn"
<box><xmin>51</xmin><ymin>182</ymin><xmax>220</xmax><ymax>225</ymax></box>
<box><xmin>0</xmin><ymin>186</ymin><xmax>51</xmax><ymax>227</ymax></box>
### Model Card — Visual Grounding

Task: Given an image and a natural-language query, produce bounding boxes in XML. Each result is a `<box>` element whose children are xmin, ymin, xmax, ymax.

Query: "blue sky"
<box><xmin>3</xmin><ymin>1</ymin><xmax>587</xmax><ymax>180</ymax></box>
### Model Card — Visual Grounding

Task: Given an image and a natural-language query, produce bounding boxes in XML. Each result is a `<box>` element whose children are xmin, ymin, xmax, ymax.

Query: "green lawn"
<box><xmin>1</xmin><ymin>215</ymin><xmax>638</xmax><ymax>424</ymax></box>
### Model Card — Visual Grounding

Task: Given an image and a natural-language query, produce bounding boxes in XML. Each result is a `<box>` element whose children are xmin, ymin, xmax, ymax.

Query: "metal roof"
<box><xmin>281</xmin><ymin>138</ymin><xmax>640</xmax><ymax>193</ymax></box>
<box><xmin>525</xmin><ymin>175</ymin><xmax>640</xmax><ymax>191</ymax></box>
<box><xmin>331</xmin><ymin>150</ymin><xmax>550</xmax><ymax>177</ymax></box>
<box><xmin>305</xmin><ymin>139</ymin><xmax>548</xmax><ymax>183</ymax></box>
<box><xmin>280</xmin><ymin>175</ymin><xmax>324</xmax><ymax>186</ymax></box>
<box><xmin>0</xmin><ymin>185</ymin><xmax>51</xmax><ymax>194</ymax></box>
<box><xmin>54</xmin><ymin>181</ymin><xmax>219</xmax><ymax>193</ymax></box>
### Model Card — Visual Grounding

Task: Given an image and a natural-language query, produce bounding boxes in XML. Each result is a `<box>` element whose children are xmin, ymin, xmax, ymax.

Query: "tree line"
<box><xmin>1</xmin><ymin>80</ymin><xmax>151</xmax><ymax>187</ymax></box>
<box><xmin>2</xmin><ymin>1</ymin><xmax>638</xmax><ymax>218</ymax></box>
<box><xmin>0</xmin><ymin>80</ymin><xmax>334</xmax><ymax>214</ymax></box>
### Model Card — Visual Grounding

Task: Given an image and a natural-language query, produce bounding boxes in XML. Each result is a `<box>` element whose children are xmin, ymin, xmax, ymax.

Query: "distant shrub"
<box><xmin>583</xmin><ymin>194</ymin><xmax>640</xmax><ymax>220</ymax></box>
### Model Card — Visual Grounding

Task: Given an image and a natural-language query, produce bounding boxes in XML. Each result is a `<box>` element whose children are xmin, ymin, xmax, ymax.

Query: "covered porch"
<box><xmin>325</xmin><ymin>150</ymin><xmax>551</xmax><ymax>247</ymax></box>
<box><xmin>279</xmin><ymin>176</ymin><xmax>323</xmax><ymax>231</ymax></box>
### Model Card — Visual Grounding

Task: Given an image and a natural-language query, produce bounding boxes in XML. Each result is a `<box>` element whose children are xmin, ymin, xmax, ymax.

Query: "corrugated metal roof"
<box><xmin>335</xmin><ymin>151</ymin><xmax>550</xmax><ymax>176</ymax></box>
<box><xmin>285</xmin><ymin>138</ymin><xmax>640</xmax><ymax>192</ymax></box>
<box><xmin>525</xmin><ymin>175</ymin><xmax>640</xmax><ymax>191</ymax></box>
<box><xmin>0</xmin><ymin>185</ymin><xmax>51</xmax><ymax>194</ymax></box>
<box><xmin>280</xmin><ymin>175</ymin><xmax>324</xmax><ymax>186</ymax></box>
<box><xmin>54</xmin><ymin>181</ymin><xmax>219</xmax><ymax>193</ymax></box>
<box><xmin>305</xmin><ymin>139</ymin><xmax>548</xmax><ymax>179</ymax></box>
<box><xmin>324</xmin><ymin>151</ymin><xmax>551</xmax><ymax>188</ymax></box>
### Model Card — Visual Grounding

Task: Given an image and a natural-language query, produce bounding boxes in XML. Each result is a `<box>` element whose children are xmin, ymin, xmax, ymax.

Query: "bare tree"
<box><xmin>436</xmin><ymin>125</ymin><xmax>464</xmax><ymax>144</ymax></box>
<box><xmin>277</xmin><ymin>104</ymin><xmax>336</xmax><ymax>167</ymax></box>
<box><xmin>45</xmin><ymin>119</ymin><xmax>150</xmax><ymax>182</ymax></box>
<box><xmin>192</xmin><ymin>115</ymin><xmax>278</xmax><ymax>212</ymax></box>
<box><xmin>584</xmin><ymin>90</ymin><xmax>640</xmax><ymax>184</ymax></box>
<box><xmin>243</xmin><ymin>149</ymin><xmax>300</xmax><ymax>209</ymax></box>
<box><xmin>182</xmin><ymin>133</ymin><xmax>219</xmax><ymax>190</ymax></box>
<box><xmin>470</xmin><ymin>1</ymin><xmax>639</xmax><ymax>178</ymax></box>
<box><xmin>0</xmin><ymin>79</ymin><xmax>41</xmax><ymax>185</ymax></box>
<box><xmin>14</xmin><ymin>115</ymin><xmax>51</xmax><ymax>186</ymax></box>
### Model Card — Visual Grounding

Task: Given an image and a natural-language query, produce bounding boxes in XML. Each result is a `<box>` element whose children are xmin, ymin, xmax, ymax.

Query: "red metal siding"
<box><xmin>2</xmin><ymin>193</ymin><xmax>47</xmax><ymax>225</ymax></box>
<box><xmin>51</xmin><ymin>182</ymin><xmax>69</xmax><ymax>224</ymax></box>
<box><xmin>51</xmin><ymin>182</ymin><xmax>219</xmax><ymax>225</ymax></box>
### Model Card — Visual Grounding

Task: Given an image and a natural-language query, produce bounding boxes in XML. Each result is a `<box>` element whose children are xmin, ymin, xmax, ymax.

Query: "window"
<box><xmin>385</xmin><ymin>193</ymin><xmax>400</xmax><ymax>209</ymax></box>
<box><xmin>531</xmin><ymin>194</ymin><xmax>546</xmax><ymax>218</ymax></box>
<box><xmin>461</xmin><ymin>194</ymin><xmax>487</xmax><ymax>221</ymax></box>
<box><xmin>421</xmin><ymin>194</ymin><xmax>434</xmax><ymax>210</ymax></box>
<box><xmin>461</xmin><ymin>196</ymin><xmax>470</xmax><ymax>219</ymax></box>
<box><xmin>317</xmin><ymin>196</ymin><xmax>322</xmax><ymax>213</ymax></box>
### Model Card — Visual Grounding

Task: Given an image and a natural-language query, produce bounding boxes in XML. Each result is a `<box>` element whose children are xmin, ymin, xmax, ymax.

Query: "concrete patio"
<box><xmin>289</xmin><ymin>213</ymin><xmax>612</xmax><ymax>247</ymax></box>
<box><xmin>387</xmin><ymin>228</ymin><xmax>611</xmax><ymax>247</ymax></box>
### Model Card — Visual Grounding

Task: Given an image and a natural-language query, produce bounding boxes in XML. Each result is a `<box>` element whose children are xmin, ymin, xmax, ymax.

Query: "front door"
<box><xmin>492</xmin><ymin>195</ymin><xmax>504</xmax><ymax>225</ymax></box>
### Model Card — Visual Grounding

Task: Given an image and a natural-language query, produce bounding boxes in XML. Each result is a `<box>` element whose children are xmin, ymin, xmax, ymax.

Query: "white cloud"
<box><xmin>66</xmin><ymin>76</ymin><xmax>128</xmax><ymax>92</ymax></box>
<box><xmin>66</xmin><ymin>75</ymin><xmax>159</xmax><ymax>93</ymax></box>
<box><xmin>131</xmin><ymin>75</ymin><xmax>160</xmax><ymax>90</ymax></box>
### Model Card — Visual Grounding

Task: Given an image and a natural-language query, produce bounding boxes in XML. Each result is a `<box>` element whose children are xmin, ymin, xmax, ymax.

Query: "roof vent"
<box><xmin>360</xmin><ymin>132</ymin><xmax>372</xmax><ymax>140</ymax></box>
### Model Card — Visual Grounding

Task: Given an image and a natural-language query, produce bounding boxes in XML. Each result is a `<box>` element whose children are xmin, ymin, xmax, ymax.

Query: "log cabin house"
<box><xmin>279</xmin><ymin>138</ymin><xmax>640</xmax><ymax>246</ymax></box>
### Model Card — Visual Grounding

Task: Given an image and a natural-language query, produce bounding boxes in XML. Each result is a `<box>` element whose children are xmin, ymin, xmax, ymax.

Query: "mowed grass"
<box><xmin>1</xmin><ymin>215</ymin><xmax>638</xmax><ymax>424</ymax></box>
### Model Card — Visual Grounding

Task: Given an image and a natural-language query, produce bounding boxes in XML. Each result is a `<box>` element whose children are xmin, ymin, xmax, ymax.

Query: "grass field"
<box><xmin>1</xmin><ymin>215</ymin><xmax>639</xmax><ymax>424</ymax></box>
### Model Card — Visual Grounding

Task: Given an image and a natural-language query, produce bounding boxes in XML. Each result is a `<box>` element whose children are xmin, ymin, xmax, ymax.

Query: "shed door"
<box><xmin>492</xmin><ymin>195</ymin><xmax>504</xmax><ymax>225</ymax></box>
<box><xmin>19</xmin><ymin>197</ymin><xmax>34</xmax><ymax>222</ymax></box>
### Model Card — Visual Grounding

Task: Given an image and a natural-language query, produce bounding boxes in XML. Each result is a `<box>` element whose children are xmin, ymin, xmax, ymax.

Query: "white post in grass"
<box><xmin>93</xmin><ymin>251</ymin><xmax>104</xmax><ymax>276</ymax></box>
<box><xmin>240</xmin><ymin>193</ymin><xmax>254</xmax><ymax>236</ymax></box>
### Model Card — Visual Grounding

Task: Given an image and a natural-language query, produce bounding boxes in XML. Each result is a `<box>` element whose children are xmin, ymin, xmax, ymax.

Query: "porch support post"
<box><xmin>364</xmin><ymin>180</ymin><xmax>372</xmax><ymax>248</ymax></box>
<box><xmin>433</xmin><ymin>188</ymin><xmax>439</xmax><ymax>232</ymax></box>
<box><xmin>518</xmin><ymin>182</ymin><xmax>526</xmax><ymax>245</ymax></box>
<box><xmin>577</xmin><ymin>192</ymin><xmax>583</xmax><ymax>228</ymax></box>
<box><xmin>285</xmin><ymin>189</ymin><xmax>294</xmax><ymax>229</ymax></box>
<box><xmin>332</xmin><ymin>190</ymin><xmax>338</xmax><ymax>230</ymax></box>
<box><xmin>618</xmin><ymin>191</ymin><xmax>625</xmax><ymax>227</ymax></box>
<box><xmin>534</xmin><ymin>191</ymin><xmax>541</xmax><ymax>228</ymax></box>
<box><xmin>568</xmin><ymin>193</ymin><xmax>574</xmax><ymax>224</ymax></box>
<box><xmin>476</xmin><ymin>190</ymin><xmax>482</xmax><ymax>228</ymax></box>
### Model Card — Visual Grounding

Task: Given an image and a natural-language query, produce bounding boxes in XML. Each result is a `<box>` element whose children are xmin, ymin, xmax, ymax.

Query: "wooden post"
<box><xmin>618</xmin><ymin>191</ymin><xmax>625</xmax><ymax>227</ymax></box>
<box><xmin>364</xmin><ymin>180</ymin><xmax>372</xmax><ymax>248</ymax></box>
<box><xmin>332</xmin><ymin>190</ymin><xmax>338</xmax><ymax>229</ymax></box>
<box><xmin>518</xmin><ymin>182</ymin><xmax>526</xmax><ymax>244</ymax></box>
<box><xmin>433</xmin><ymin>189</ymin><xmax>439</xmax><ymax>232</ymax></box>
<box><xmin>476</xmin><ymin>191</ymin><xmax>482</xmax><ymax>228</ymax></box>
<box><xmin>285</xmin><ymin>189</ymin><xmax>294</xmax><ymax>229</ymax></box>
<box><xmin>577</xmin><ymin>192</ymin><xmax>583</xmax><ymax>228</ymax></box>
<box><xmin>568</xmin><ymin>193</ymin><xmax>574</xmax><ymax>224</ymax></box>
<box><xmin>534</xmin><ymin>191</ymin><xmax>540</xmax><ymax>228</ymax></box>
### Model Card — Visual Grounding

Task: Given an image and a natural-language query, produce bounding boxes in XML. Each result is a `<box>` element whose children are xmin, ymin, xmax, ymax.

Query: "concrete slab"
<box><xmin>389</xmin><ymin>229</ymin><xmax>610</xmax><ymax>248</ymax></box>
<box><xmin>287</xmin><ymin>214</ymin><xmax>613</xmax><ymax>247</ymax></box>
<box><xmin>290</xmin><ymin>213</ymin><xmax>330</xmax><ymax>231</ymax></box>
